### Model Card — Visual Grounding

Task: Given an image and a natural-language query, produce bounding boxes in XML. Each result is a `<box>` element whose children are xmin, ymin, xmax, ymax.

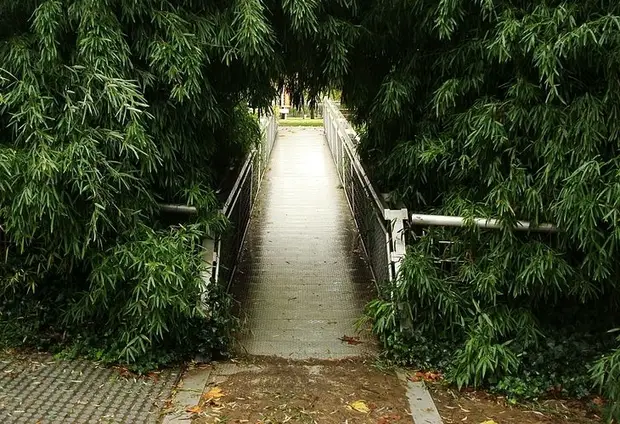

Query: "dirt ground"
<box><xmin>188</xmin><ymin>356</ymin><xmax>604</xmax><ymax>424</ymax></box>
<box><xmin>192</xmin><ymin>356</ymin><xmax>410</xmax><ymax>424</ymax></box>
<box><xmin>430</xmin><ymin>384</ymin><xmax>603</xmax><ymax>424</ymax></box>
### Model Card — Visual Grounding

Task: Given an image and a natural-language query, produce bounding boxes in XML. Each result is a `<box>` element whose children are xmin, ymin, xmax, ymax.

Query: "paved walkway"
<box><xmin>0</xmin><ymin>351</ymin><xmax>178</xmax><ymax>424</ymax></box>
<box><xmin>232</xmin><ymin>126</ymin><xmax>375</xmax><ymax>358</ymax></box>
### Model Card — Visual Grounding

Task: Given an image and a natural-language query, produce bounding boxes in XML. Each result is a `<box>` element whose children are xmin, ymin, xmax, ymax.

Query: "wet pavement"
<box><xmin>232</xmin><ymin>126</ymin><xmax>376</xmax><ymax>359</ymax></box>
<box><xmin>0</xmin><ymin>351</ymin><xmax>178</xmax><ymax>424</ymax></box>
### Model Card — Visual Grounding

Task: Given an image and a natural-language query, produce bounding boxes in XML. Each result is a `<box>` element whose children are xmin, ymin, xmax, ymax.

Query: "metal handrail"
<box><xmin>323</xmin><ymin>100</ymin><xmax>387</xmax><ymax>216</ymax></box>
<box><xmin>221</xmin><ymin>153</ymin><xmax>254</xmax><ymax>218</ymax></box>
<box><xmin>159</xmin><ymin>204</ymin><xmax>197</xmax><ymax>214</ymax></box>
<box><xmin>210</xmin><ymin>111</ymin><xmax>277</xmax><ymax>287</ymax></box>
<box><xmin>324</xmin><ymin>98</ymin><xmax>560</xmax><ymax>284</ymax></box>
<box><xmin>323</xmin><ymin>98</ymin><xmax>408</xmax><ymax>285</ymax></box>
<box><xmin>410</xmin><ymin>214</ymin><xmax>557</xmax><ymax>232</ymax></box>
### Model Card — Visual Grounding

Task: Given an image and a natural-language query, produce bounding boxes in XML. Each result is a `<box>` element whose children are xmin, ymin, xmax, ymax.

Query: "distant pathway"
<box><xmin>0</xmin><ymin>351</ymin><xmax>178</xmax><ymax>424</ymax></box>
<box><xmin>232</xmin><ymin>126</ymin><xmax>375</xmax><ymax>358</ymax></box>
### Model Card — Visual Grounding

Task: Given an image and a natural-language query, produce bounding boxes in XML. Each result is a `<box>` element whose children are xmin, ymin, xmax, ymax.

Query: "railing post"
<box><xmin>212</xmin><ymin>238</ymin><xmax>222</xmax><ymax>288</ymax></box>
<box><xmin>384</xmin><ymin>208</ymin><xmax>409</xmax><ymax>282</ymax></box>
<box><xmin>200</xmin><ymin>237</ymin><xmax>216</xmax><ymax>305</ymax></box>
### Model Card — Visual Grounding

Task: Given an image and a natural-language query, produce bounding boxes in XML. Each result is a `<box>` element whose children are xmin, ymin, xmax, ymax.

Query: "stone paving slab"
<box><xmin>162</xmin><ymin>365</ymin><xmax>212</xmax><ymax>424</ymax></box>
<box><xmin>0</xmin><ymin>351</ymin><xmax>179</xmax><ymax>424</ymax></box>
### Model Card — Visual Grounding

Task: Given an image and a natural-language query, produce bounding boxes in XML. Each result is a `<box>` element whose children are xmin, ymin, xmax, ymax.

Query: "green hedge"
<box><xmin>343</xmin><ymin>1</ymin><xmax>620</xmax><ymax>420</ymax></box>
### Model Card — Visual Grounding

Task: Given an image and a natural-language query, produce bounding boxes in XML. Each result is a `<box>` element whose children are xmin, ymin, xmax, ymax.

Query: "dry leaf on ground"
<box><xmin>186</xmin><ymin>405</ymin><xmax>203</xmax><ymax>414</ymax></box>
<box><xmin>348</xmin><ymin>400</ymin><xmax>370</xmax><ymax>413</ymax></box>
<box><xmin>410</xmin><ymin>371</ymin><xmax>442</xmax><ymax>382</ymax></box>
<box><xmin>339</xmin><ymin>335</ymin><xmax>363</xmax><ymax>345</ymax></box>
<box><xmin>203</xmin><ymin>387</ymin><xmax>225</xmax><ymax>399</ymax></box>
<box><xmin>378</xmin><ymin>414</ymin><xmax>402</xmax><ymax>423</ymax></box>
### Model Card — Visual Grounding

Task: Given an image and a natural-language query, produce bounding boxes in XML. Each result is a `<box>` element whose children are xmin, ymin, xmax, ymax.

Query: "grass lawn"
<box><xmin>278</xmin><ymin>117</ymin><xmax>323</xmax><ymax>127</ymax></box>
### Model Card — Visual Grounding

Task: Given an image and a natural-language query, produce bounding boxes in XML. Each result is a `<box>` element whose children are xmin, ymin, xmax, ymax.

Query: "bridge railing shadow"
<box><xmin>322</xmin><ymin>98</ymin><xmax>408</xmax><ymax>294</ymax></box>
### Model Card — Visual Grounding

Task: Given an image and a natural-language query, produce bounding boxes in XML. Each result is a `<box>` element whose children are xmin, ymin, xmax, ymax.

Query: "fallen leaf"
<box><xmin>410</xmin><ymin>370</ymin><xmax>442</xmax><ymax>382</ymax></box>
<box><xmin>186</xmin><ymin>405</ymin><xmax>203</xmax><ymax>414</ymax></box>
<box><xmin>339</xmin><ymin>335</ymin><xmax>363</xmax><ymax>345</ymax></box>
<box><xmin>377</xmin><ymin>414</ymin><xmax>402</xmax><ymax>423</ymax></box>
<box><xmin>479</xmin><ymin>421</ymin><xmax>497</xmax><ymax>424</ymax></box>
<box><xmin>112</xmin><ymin>366</ymin><xmax>133</xmax><ymax>379</ymax></box>
<box><xmin>348</xmin><ymin>400</ymin><xmax>370</xmax><ymax>413</ymax></box>
<box><xmin>146</xmin><ymin>371</ymin><xmax>160</xmax><ymax>383</ymax></box>
<box><xmin>203</xmin><ymin>387</ymin><xmax>225</xmax><ymax>399</ymax></box>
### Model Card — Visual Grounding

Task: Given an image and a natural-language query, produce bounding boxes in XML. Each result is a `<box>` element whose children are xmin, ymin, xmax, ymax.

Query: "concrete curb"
<box><xmin>397</xmin><ymin>371</ymin><xmax>444</xmax><ymax>424</ymax></box>
<box><xmin>161</xmin><ymin>362</ymin><xmax>262</xmax><ymax>424</ymax></box>
<box><xmin>162</xmin><ymin>365</ymin><xmax>212</xmax><ymax>424</ymax></box>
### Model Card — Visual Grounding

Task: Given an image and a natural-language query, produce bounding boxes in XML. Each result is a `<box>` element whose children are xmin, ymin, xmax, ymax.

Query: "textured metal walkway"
<box><xmin>232</xmin><ymin>127</ymin><xmax>375</xmax><ymax>359</ymax></box>
<box><xmin>0</xmin><ymin>351</ymin><xmax>178</xmax><ymax>424</ymax></box>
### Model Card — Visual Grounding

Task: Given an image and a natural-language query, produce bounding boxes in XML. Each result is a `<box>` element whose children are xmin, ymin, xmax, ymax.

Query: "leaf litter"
<box><xmin>188</xmin><ymin>357</ymin><xmax>602</xmax><ymax>424</ymax></box>
<box><xmin>191</xmin><ymin>357</ymin><xmax>410</xmax><ymax>424</ymax></box>
<box><xmin>431</xmin><ymin>385</ymin><xmax>603</xmax><ymax>424</ymax></box>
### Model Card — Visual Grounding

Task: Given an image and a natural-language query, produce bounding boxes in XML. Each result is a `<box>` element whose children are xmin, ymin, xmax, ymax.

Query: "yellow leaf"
<box><xmin>186</xmin><ymin>405</ymin><xmax>202</xmax><ymax>414</ymax></box>
<box><xmin>349</xmin><ymin>400</ymin><xmax>370</xmax><ymax>413</ymax></box>
<box><xmin>203</xmin><ymin>387</ymin><xmax>225</xmax><ymax>399</ymax></box>
<box><xmin>479</xmin><ymin>420</ymin><xmax>498</xmax><ymax>424</ymax></box>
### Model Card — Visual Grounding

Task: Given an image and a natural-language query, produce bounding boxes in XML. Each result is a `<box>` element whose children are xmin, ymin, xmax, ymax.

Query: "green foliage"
<box><xmin>279</xmin><ymin>118</ymin><xmax>323</xmax><ymax>127</ymax></box>
<box><xmin>0</xmin><ymin>0</ymin><xmax>356</xmax><ymax>369</ymax></box>
<box><xmin>68</xmin><ymin>223</ymin><xmax>223</xmax><ymax>364</ymax></box>
<box><xmin>592</xmin><ymin>333</ymin><xmax>620</xmax><ymax>420</ymax></box>
<box><xmin>345</xmin><ymin>0</ymin><xmax>620</xmax><ymax>419</ymax></box>
<box><xmin>0</xmin><ymin>222</ymin><xmax>236</xmax><ymax>371</ymax></box>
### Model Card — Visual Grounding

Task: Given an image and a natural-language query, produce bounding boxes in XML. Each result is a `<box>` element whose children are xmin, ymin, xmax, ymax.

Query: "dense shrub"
<box><xmin>345</xmin><ymin>0</ymin><xmax>620</xmax><ymax>420</ymax></box>
<box><xmin>0</xmin><ymin>0</ymin><xmax>355</xmax><ymax>369</ymax></box>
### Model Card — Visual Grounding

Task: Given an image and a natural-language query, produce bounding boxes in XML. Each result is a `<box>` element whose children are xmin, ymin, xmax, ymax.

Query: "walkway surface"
<box><xmin>232</xmin><ymin>126</ymin><xmax>376</xmax><ymax>358</ymax></box>
<box><xmin>0</xmin><ymin>351</ymin><xmax>178</xmax><ymax>424</ymax></box>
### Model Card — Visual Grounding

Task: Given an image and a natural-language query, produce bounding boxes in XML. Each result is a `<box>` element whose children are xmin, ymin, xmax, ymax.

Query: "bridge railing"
<box><xmin>322</xmin><ymin>99</ymin><xmax>558</xmax><ymax>289</ymax></box>
<box><xmin>407</xmin><ymin>214</ymin><xmax>557</xmax><ymax>273</ymax></box>
<box><xmin>160</xmin><ymin>111</ymin><xmax>276</xmax><ymax>294</ymax></box>
<box><xmin>323</xmin><ymin>98</ymin><xmax>408</xmax><ymax>289</ymax></box>
<box><xmin>211</xmin><ymin>112</ymin><xmax>277</xmax><ymax>288</ymax></box>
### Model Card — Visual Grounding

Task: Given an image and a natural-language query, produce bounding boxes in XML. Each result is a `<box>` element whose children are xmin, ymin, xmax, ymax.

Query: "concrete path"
<box><xmin>0</xmin><ymin>351</ymin><xmax>178</xmax><ymax>424</ymax></box>
<box><xmin>231</xmin><ymin>127</ymin><xmax>376</xmax><ymax>358</ymax></box>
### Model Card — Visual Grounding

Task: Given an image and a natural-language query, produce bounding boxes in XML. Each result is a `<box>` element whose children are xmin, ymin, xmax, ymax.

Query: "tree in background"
<box><xmin>343</xmin><ymin>0</ymin><xmax>620</xmax><ymax>419</ymax></box>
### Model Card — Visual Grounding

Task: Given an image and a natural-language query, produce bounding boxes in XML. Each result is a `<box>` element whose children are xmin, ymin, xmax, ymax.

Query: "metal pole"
<box><xmin>410</xmin><ymin>214</ymin><xmax>557</xmax><ymax>232</ymax></box>
<box><xmin>159</xmin><ymin>204</ymin><xmax>198</xmax><ymax>214</ymax></box>
<box><xmin>385</xmin><ymin>209</ymin><xmax>409</xmax><ymax>280</ymax></box>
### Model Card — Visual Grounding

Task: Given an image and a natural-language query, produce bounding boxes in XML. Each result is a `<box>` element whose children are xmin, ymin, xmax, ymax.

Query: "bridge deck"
<box><xmin>232</xmin><ymin>126</ymin><xmax>375</xmax><ymax>359</ymax></box>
